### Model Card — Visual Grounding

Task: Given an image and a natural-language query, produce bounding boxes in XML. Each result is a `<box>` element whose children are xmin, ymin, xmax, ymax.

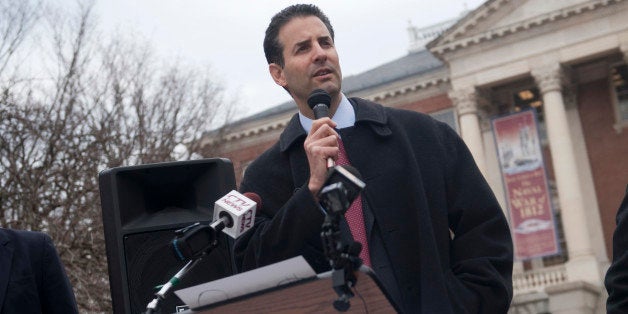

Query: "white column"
<box><xmin>532</xmin><ymin>65</ymin><xmax>601</xmax><ymax>284</ymax></box>
<box><xmin>449</xmin><ymin>88</ymin><xmax>487</xmax><ymax>176</ymax></box>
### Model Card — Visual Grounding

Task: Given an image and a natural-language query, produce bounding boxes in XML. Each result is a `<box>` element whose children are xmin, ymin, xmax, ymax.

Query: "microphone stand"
<box><xmin>145</xmin><ymin>220</ymin><xmax>226</xmax><ymax>314</ymax></box>
<box><xmin>145</xmin><ymin>259</ymin><xmax>200</xmax><ymax>314</ymax></box>
<box><xmin>320</xmin><ymin>207</ymin><xmax>362</xmax><ymax>312</ymax></box>
<box><xmin>318</xmin><ymin>166</ymin><xmax>366</xmax><ymax>312</ymax></box>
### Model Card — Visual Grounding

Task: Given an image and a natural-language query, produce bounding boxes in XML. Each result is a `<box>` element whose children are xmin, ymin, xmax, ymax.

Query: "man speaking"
<box><xmin>233</xmin><ymin>4</ymin><xmax>513</xmax><ymax>313</ymax></box>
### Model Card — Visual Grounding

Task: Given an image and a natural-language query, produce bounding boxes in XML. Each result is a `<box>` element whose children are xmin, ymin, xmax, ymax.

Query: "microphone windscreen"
<box><xmin>307</xmin><ymin>89</ymin><xmax>331</xmax><ymax>110</ymax></box>
<box><xmin>243</xmin><ymin>192</ymin><xmax>262</xmax><ymax>212</ymax></box>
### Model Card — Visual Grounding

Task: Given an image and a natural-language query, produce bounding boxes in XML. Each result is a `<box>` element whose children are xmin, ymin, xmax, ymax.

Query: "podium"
<box><xmin>176</xmin><ymin>257</ymin><xmax>398</xmax><ymax>313</ymax></box>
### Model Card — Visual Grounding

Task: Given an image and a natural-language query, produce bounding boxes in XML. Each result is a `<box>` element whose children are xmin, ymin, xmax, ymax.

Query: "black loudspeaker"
<box><xmin>99</xmin><ymin>158</ymin><xmax>236</xmax><ymax>314</ymax></box>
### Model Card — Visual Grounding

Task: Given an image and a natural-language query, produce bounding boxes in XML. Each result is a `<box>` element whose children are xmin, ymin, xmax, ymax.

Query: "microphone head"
<box><xmin>243</xmin><ymin>192</ymin><xmax>262</xmax><ymax>212</ymax></box>
<box><xmin>307</xmin><ymin>89</ymin><xmax>331</xmax><ymax>110</ymax></box>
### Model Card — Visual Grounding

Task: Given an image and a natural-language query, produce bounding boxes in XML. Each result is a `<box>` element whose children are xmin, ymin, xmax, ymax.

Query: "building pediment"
<box><xmin>428</xmin><ymin>0</ymin><xmax>624</xmax><ymax>55</ymax></box>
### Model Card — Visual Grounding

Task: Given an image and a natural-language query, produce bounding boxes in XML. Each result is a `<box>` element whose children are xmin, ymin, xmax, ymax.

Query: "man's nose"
<box><xmin>312</xmin><ymin>43</ymin><xmax>327</xmax><ymax>63</ymax></box>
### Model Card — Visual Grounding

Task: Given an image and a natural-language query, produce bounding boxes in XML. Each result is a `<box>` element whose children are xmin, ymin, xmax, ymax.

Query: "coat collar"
<box><xmin>279</xmin><ymin>97</ymin><xmax>390</xmax><ymax>152</ymax></box>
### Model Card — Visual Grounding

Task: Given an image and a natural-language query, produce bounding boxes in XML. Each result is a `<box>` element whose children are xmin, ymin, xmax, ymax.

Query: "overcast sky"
<box><xmin>93</xmin><ymin>0</ymin><xmax>485</xmax><ymax>118</ymax></box>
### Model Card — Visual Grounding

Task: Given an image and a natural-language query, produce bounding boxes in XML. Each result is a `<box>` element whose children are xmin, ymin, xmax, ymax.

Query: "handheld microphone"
<box><xmin>307</xmin><ymin>89</ymin><xmax>335</xmax><ymax>168</ymax></box>
<box><xmin>308</xmin><ymin>89</ymin><xmax>331</xmax><ymax>120</ymax></box>
<box><xmin>172</xmin><ymin>190</ymin><xmax>260</xmax><ymax>261</ymax></box>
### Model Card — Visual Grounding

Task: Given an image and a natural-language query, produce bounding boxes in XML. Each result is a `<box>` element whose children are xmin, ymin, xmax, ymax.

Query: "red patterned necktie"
<box><xmin>335</xmin><ymin>138</ymin><xmax>371</xmax><ymax>267</ymax></box>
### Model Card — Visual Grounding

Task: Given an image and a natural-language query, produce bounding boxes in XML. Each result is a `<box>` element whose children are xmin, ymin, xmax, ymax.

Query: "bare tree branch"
<box><xmin>0</xmin><ymin>0</ymin><xmax>42</xmax><ymax>77</ymax></box>
<box><xmin>0</xmin><ymin>1</ymin><xmax>234</xmax><ymax>312</ymax></box>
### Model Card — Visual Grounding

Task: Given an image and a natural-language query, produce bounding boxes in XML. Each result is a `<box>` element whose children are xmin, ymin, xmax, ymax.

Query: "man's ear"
<box><xmin>269</xmin><ymin>63</ymin><xmax>287</xmax><ymax>88</ymax></box>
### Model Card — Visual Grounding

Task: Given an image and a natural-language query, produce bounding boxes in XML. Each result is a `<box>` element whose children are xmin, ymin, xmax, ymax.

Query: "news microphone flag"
<box><xmin>213</xmin><ymin>190</ymin><xmax>257</xmax><ymax>239</ymax></box>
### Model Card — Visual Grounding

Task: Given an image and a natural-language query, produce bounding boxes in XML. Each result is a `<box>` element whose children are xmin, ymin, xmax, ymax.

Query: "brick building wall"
<box><xmin>399</xmin><ymin>93</ymin><xmax>452</xmax><ymax>113</ymax></box>
<box><xmin>578</xmin><ymin>78</ymin><xmax>628</xmax><ymax>258</ymax></box>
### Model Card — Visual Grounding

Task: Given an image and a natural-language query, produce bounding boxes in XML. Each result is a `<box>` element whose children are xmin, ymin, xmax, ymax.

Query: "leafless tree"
<box><xmin>0</xmin><ymin>1</ymin><xmax>234</xmax><ymax>312</ymax></box>
<box><xmin>0</xmin><ymin>0</ymin><xmax>42</xmax><ymax>78</ymax></box>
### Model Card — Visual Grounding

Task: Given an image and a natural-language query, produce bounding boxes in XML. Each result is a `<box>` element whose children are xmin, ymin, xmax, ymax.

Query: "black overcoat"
<box><xmin>234</xmin><ymin>98</ymin><xmax>513</xmax><ymax>313</ymax></box>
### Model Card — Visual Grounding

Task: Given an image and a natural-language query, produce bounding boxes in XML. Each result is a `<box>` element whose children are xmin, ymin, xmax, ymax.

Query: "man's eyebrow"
<box><xmin>295</xmin><ymin>39</ymin><xmax>310</xmax><ymax>47</ymax></box>
<box><xmin>318</xmin><ymin>35</ymin><xmax>332</xmax><ymax>41</ymax></box>
<box><xmin>292</xmin><ymin>39</ymin><xmax>310</xmax><ymax>51</ymax></box>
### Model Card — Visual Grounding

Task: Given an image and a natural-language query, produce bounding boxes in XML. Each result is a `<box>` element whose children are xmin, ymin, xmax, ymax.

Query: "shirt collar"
<box><xmin>279</xmin><ymin>96</ymin><xmax>390</xmax><ymax>152</ymax></box>
<box><xmin>299</xmin><ymin>93</ymin><xmax>355</xmax><ymax>133</ymax></box>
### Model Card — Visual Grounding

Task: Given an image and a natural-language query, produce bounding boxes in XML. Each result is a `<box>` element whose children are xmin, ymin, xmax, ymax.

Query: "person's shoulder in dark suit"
<box><xmin>0</xmin><ymin>228</ymin><xmax>79</xmax><ymax>314</ymax></box>
<box><xmin>605</xmin><ymin>186</ymin><xmax>628</xmax><ymax>313</ymax></box>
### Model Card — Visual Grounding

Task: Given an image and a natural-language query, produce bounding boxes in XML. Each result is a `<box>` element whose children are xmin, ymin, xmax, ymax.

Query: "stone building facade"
<box><xmin>199</xmin><ymin>0</ymin><xmax>628</xmax><ymax>312</ymax></box>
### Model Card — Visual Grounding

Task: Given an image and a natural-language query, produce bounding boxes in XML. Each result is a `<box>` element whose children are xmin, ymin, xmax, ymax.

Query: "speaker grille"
<box><xmin>124</xmin><ymin>228</ymin><xmax>233</xmax><ymax>314</ymax></box>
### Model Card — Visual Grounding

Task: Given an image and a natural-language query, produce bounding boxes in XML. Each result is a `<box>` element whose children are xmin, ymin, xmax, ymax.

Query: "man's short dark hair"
<box><xmin>264</xmin><ymin>4</ymin><xmax>335</xmax><ymax>67</ymax></box>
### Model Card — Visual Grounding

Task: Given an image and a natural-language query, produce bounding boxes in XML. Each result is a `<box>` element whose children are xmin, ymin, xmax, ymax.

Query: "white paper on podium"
<box><xmin>174</xmin><ymin>256</ymin><xmax>316</xmax><ymax>309</ymax></box>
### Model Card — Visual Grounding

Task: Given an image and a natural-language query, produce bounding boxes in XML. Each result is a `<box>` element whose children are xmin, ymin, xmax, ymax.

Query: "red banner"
<box><xmin>492</xmin><ymin>110</ymin><xmax>559</xmax><ymax>260</ymax></box>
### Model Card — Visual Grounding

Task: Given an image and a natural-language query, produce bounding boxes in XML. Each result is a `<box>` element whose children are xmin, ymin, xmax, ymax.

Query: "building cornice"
<box><xmin>213</xmin><ymin>72</ymin><xmax>451</xmax><ymax>144</ymax></box>
<box><xmin>225</xmin><ymin>119</ymin><xmax>288</xmax><ymax>142</ymax></box>
<box><xmin>371</xmin><ymin>76</ymin><xmax>450</xmax><ymax>102</ymax></box>
<box><xmin>202</xmin><ymin>118</ymin><xmax>290</xmax><ymax>146</ymax></box>
<box><xmin>429</xmin><ymin>0</ymin><xmax>625</xmax><ymax>56</ymax></box>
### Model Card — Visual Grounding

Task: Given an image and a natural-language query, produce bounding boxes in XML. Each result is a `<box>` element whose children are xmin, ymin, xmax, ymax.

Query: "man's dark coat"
<box><xmin>234</xmin><ymin>98</ymin><xmax>513</xmax><ymax>313</ymax></box>
<box><xmin>605</xmin><ymin>186</ymin><xmax>628</xmax><ymax>313</ymax></box>
<box><xmin>0</xmin><ymin>228</ymin><xmax>78</xmax><ymax>314</ymax></box>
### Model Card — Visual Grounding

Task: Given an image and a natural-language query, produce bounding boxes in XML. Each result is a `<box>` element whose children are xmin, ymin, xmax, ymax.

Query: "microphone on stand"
<box><xmin>172</xmin><ymin>190</ymin><xmax>260</xmax><ymax>261</ymax></box>
<box><xmin>318</xmin><ymin>165</ymin><xmax>365</xmax><ymax>215</ymax></box>
<box><xmin>213</xmin><ymin>190</ymin><xmax>260</xmax><ymax>238</ymax></box>
<box><xmin>307</xmin><ymin>89</ymin><xmax>335</xmax><ymax>168</ymax></box>
<box><xmin>147</xmin><ymin>191</ymin><xmax>261</xmax><ymax>314</ymax></box>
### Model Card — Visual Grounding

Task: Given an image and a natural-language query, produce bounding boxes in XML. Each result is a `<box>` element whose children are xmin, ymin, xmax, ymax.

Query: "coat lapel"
<box><xmin>0</xmin><ymin>230</ymin><xmax>14</xmax><ymax>311</ymax></box>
